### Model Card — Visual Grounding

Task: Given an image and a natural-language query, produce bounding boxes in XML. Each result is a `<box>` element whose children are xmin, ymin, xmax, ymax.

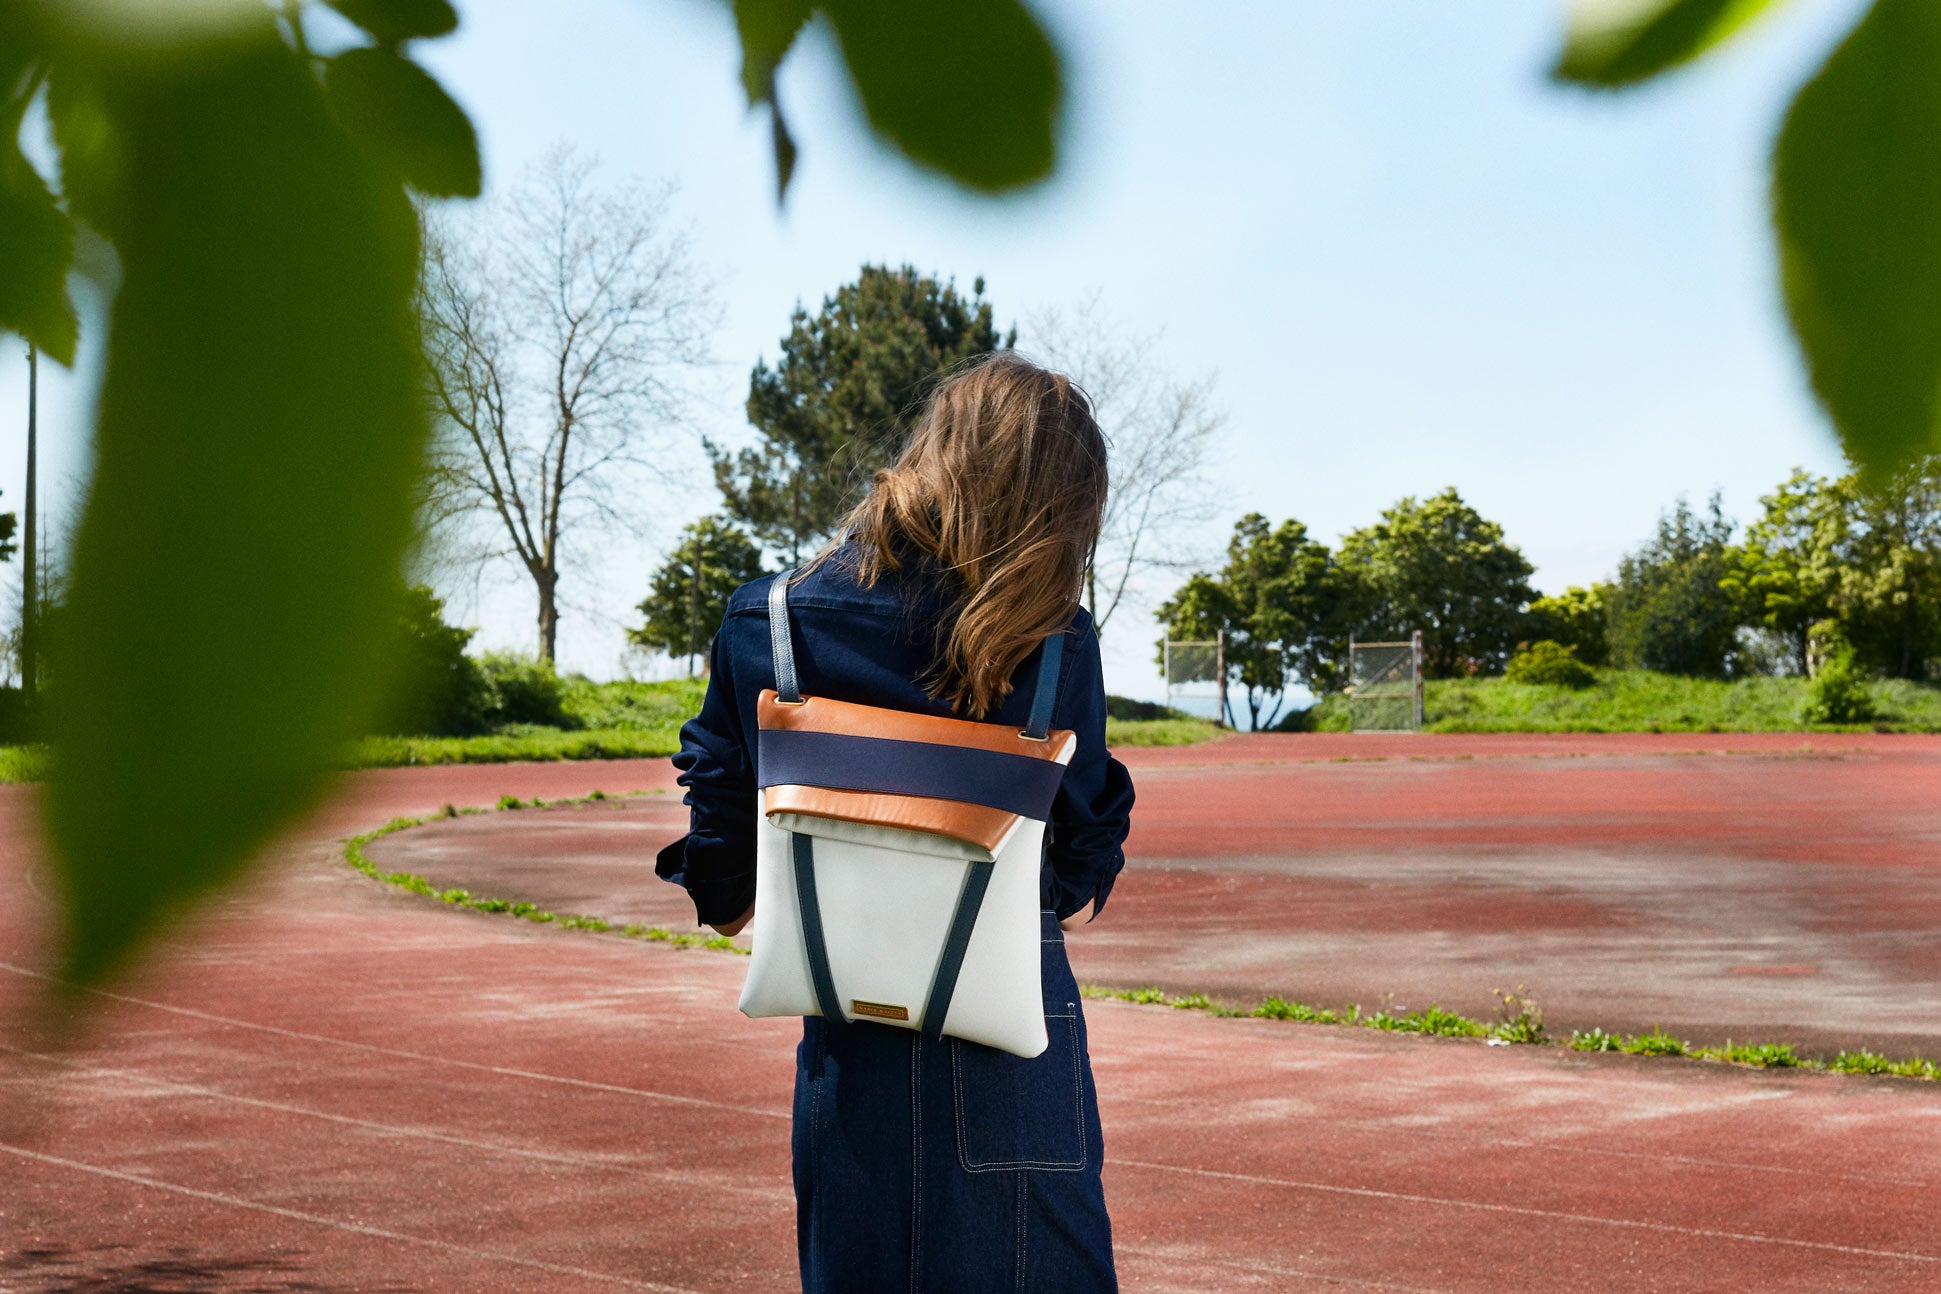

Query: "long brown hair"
<box><xmin>807</xmin><ymin>351</ymin><xmax>1108</xmax><ymax>719</ymax></box>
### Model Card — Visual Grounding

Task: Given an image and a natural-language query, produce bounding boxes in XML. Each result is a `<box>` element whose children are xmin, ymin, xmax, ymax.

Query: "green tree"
<box><xmin>713</xmin><ymin>265</ymin><xmax>1012</xmax><ymax>564</ymax></box>
<box><xmin>1608</xmin><ymin>495</ymin><xmax>1740</xmax><ymax>677</ymax></box>
<box><xmin>1525</xmin><ymin>583</ymin><xmax>1611</xmax><ymax>667</ymax></box>
<box><xmin>1719</xmin><ymin>469</ymin><xmax>1845</xmax><ymax>676</ymax></box>
<box><xmin>0</xmin><ymin>493</ymin><xmax>15</xmax><ymax>564</ymax></box>
<box><xmin>630</xmin><ymin>516</ymin><xmax>767</xmax><ymax>674</ymax></box>
<box><xmin>1832</xmin><ymin>454</ymin><xmax>1941</xmax><ymax>680</ymax></box>
<box><xmin>1155</xmin><ymin>514</ymin><xmax>1344</xmax><ymax>730</ymax></box>
<box><xmin>1337</xmin><ymin>488</ymin><xmax>1536</xmax><ymax>678</ymax></box>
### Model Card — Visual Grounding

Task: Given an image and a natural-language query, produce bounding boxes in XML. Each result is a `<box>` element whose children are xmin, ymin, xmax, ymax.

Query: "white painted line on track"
<box><xmin>2</xmin><ymin>1047</ymin><xmax>794</xmax><ymax>1206</ymax></box>
<box><xmin>1496</xmin><ymin>1132</ymin><xmax>1938</xmax><ymax>1191</ymax></box>
<box><xmin>0</xmin><ymin>958</ymin><xmax>790</xmax><ymax>1121</ymax></box>
<box><xmin>0</xmin><ymin>1142</ymin><xmax>705</xmax><ymax>1291</ymax></box>
<box><xmin>1114</xmin><ymin>1157</ymin><xmax>1940</xmax><ymax>1264</ymax></box>
<box><xmin>1118</xmin><ymin>1243</ymin><xmax>1446</xmax><ymax>1291</ymax></box>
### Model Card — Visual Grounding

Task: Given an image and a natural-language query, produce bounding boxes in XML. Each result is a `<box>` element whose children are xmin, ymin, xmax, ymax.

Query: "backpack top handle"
<box><xmin>767</xmin><ymin>568</ymin><xmax>1065</xmax><ymax>738</ymax></box>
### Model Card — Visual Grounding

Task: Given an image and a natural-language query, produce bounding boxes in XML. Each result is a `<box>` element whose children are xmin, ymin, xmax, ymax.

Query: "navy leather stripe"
<box><xmin>768</xmin><ymin>571</ymin><xmax>801</xmax><ymax>703</ymax></box>
<box><xmin>921</xmin><ymin>859</ymin><xmax>994</xmax><ymax>1042</ymax></box>
<box><xmin>791</xmin><ymin>832</ymin><xmax>844</xmax><ymax>1022</ymax></box>
<box><xmin>758</xmin><ymin>729</ymin><xmax>1065</xmax><ymax>820</ymax></box>
<box><xmin>1023</xmin><ymin>629</ymin><xmax>1064</xmax><ymax>740</ymax></box>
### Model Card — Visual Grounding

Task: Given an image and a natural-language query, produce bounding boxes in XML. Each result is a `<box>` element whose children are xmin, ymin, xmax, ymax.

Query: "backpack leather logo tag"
<box><xmin>852</xmin><ymin>999</ymin><xmax>910</xmax><ymax>1021</ymax></box>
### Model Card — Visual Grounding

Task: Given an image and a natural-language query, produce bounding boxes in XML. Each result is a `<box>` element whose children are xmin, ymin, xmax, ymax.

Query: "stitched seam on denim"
<box><xmin>809</xmin><ymin>1029</ymin><xmax>823</xmax><ymax>1185</ymax></box>
<box><xmin>1068</xmin><ymin>1000</ymin><xmax>1089</xmax><ymax>1172</ymax></box>
<box><xmin>951</xmin><ymin>1021</ymin><xmax>1086</xmax><ymax>1173</ymax></box>
<box><xmin>909</xmin><ymin>1033</ymin><xmax>922</xmax><ymax>1294</ymax></box>
<box><xmin>1014</xmin><ymin>1171</ymin><xmax>1029</xmax><ymax>1293</ymax></box>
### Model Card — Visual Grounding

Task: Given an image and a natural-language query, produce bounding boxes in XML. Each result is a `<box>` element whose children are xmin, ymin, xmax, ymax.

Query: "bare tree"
<box><xmin>1027</xmin><ymin>294</ymin><xmax>1223</xmax><ymax>635</ymax></box>
<box><xmin>417</xmin><ymin>145</ymin><xmax>718</xmax><ymax>662</ymax></box>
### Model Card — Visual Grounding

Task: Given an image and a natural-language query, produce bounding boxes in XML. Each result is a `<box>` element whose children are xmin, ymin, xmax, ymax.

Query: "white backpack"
<box><xmin>735</xmin><ymin>570</ymin><xmax>1074</xmax><ymax>1058</ymax></box>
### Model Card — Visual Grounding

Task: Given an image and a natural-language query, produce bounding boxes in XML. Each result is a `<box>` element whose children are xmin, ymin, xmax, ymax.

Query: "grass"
<box><xmin>1086</xmin><ymin>983</ymin><xmax>1941</xmax><ymax>1083</ymax></box>
<box><xmin>0</xmin><ymin>743</ymin><xmax>48</xmax><ymax>785</ymax></box>
<box><xmin>342</xmin><ymin>791</ymin><xmax>748</xmax><ymax>956</ymax></box>
<box><xmin>350</xmin><ymin>676</ymin><xmax>707</xmax><ymax>769</ymax></box>
<box><xmin>1296</xmin><ymin>670</ymin><xmax>1941</xmax><ymax>734</ymax></box>
<box><xmin>1104</xmin><ymin>717</ymin><xmax>1225</xmax><ymax>747</ymax></box>
<box><xmin>352</xmin><ymin>725</ymin><xmax>685</xmax><ymax>768</ymax></box>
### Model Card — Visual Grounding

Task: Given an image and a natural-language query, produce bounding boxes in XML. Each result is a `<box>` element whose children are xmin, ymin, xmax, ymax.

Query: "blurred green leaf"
<box><xmin>1774</xmin><ymin>0</ymin><xmax>1941</xmax><ymax>475</ymax></box>
<box><xmin>734</xmin><ymin>0</ymin><xmax>810</xmax><ymax>104</ymax></box>
<box><xmin>817</xmin><ymin>0</ymin><xmax>1060</xmax><ymax>193</ymax></box>
<box><xmin>0</xmin><ymin>130</ymin><xmax>79</xmax><ymax>364</ymax></box>
<box><xmin>46</xmin><ymin>17</ymin><xmax>427</xmax><ymax>985</ymax></box>
<box><xmin>732</xmin><ymin>0</ymin><xmax>809</xmax><ymax>199</ymax></box>
<box><xmin>324</xmin><ymin>46</ymin><xmax>478</xmax><ymax>197</ymax></box>
<box><xmin>0</xmin><ymin>23</ymin><xmax>78</xmax><ymax>362</ymax></box>
<box><xmin>1553</xmin><ymin>0</ymin><xmax>1784</xmax><ymax>88</ymax></box>
<box><xmin>325</xmin><ymin>0</ymin><xmax>459</xmax><ymax>43</ymax></box>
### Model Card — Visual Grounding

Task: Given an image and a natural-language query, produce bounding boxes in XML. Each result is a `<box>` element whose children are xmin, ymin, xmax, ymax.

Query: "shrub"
<box><xmin>1106</xmin><ymin>694</ymin><xmax>1191</xmax><ymax>721</ymax></box>
<box><xmin>1800</xmin><ymin>646</ymin><xmax>1876</xmax><ymax>724</ymax></box>
<box><xmin>477</xmin><ymin>651</ymin><xmax>570</xmax><ymax>728</ymax></box>
<box><xmin>0</xmin><ymin>686</ymin><xmax>43</xmax><ymax>744</ymax></box>
<box><xmin>373</xmin><ymin>584</ymin><xmax>488</xmax><ymax>736</ymax></box>
<box><xmin>1526</xmin><ymin>584</ymin><xmax>1611</xmax><ymax>666</ymax></box>
<box><xmin>1505</xmin><ymin>640</ymin><xmax>1596</xmax><ymax>690</ymax></box>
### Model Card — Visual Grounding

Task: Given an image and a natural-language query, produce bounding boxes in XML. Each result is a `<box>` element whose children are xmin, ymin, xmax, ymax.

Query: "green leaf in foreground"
<box><xmin>1774</xmin><ymin>0</ymin><xmax>1941</xmax><ymax>475</ymax></box>
<box><xmin>325</xmin><ymin>46</ymin><xmax>479</xmax><ymax>198</ymax></box>
<box><xmin>1553</xmin><ymin>0</ymin><xmax>1785</xmax><ymax>88</ymax></box>
<box><xmin>733</xmin><ymin>0</ymin><xmax>810</xmax><ymax>200</ymax></box>
<box><xmin>46</xmin><ymin>19</ymin><xmax>428</xmax><ymax>985</ymax></box>
<box><xmin>0</xmin><ymin>19</ymin><xmax>79</xmax><ymax>363</ymax></box>
<box><xmin>325</xmin><ymin>0</ymin><xmax>460</xmax><ymax>43</ymax></box>
<box><xmin>817</xmin><ymin>0</ymin><xmax>1060</xmax><ymax>193</ymax></box>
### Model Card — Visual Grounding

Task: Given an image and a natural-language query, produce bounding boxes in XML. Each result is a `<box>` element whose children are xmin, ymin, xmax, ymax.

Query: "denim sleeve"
<box><xmin>654</xmin><ymin>621</ymin><xmax>758</xmax><ymax>927</ymax></box>
<box><xmin>1046</xmin><ymin>621</ymin><xmax>1135</xmax><ymax>921</ymax></box>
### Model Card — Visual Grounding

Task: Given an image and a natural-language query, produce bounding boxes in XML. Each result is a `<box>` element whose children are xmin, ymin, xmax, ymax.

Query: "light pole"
<box><xmin>685</xmin><ymin>527</ymin><xmax>705</xmax><ymax>676</ymax></box>
<box><xmin>21</xmin><ymin>343</ymin><xmax>37</xmax><ymax>698</ymax></box>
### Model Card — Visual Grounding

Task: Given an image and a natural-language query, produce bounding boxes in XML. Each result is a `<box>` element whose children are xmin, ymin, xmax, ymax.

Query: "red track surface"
<box><xmin>3</xmin><ymin>734</ymin><xmax>1940</xmax><ymax>1291</ymax></box>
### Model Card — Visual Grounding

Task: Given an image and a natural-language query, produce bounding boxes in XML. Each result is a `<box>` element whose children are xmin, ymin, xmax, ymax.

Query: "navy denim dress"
<box><xmin>658</xmin><ymin>549</ymin><xmax>1134</xmax><ymax>1292</ymax></box>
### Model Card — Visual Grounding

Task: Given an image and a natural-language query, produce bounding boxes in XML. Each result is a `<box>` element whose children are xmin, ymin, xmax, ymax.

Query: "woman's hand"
<box><xmin>1058</xmin><ymin>900</ymin><xmax>1095</xmax><ymax>931</ymax></box>
<box><xmin>711</xmin><ymin>902</ymin><xmax>755</xmax><ymax>938</ymax></box>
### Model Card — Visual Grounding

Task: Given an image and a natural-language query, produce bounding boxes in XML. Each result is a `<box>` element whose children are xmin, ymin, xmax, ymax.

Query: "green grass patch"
<box><xmin>1297</xmin><ymin>671</ymin><xmax>1941</xmax><ymax>734</ymax></box>
<box><xmin>342</xmin><ymin>791</ymin><xmax>747</xmax><ymax>955</ymax></box>
<box><xmin>1622</xmin><ymin>1026</ymin><xmax>1690</xmax><ymax>1056</ymax></box>
<box><xmin>0</xmin><ymin>743</ymin><xmax>49</xmax><ymax>785</ymax></box>
<box><xmin>1103</xmin><ymin>717</ymin><xmax>1226</xmax><ymax>747</ymax></box>
<box><xmin>1368</xmin><ymin>1004</ymin><xmax>1488</xmax><ymax>1038</ymax></box>
<box><xmin>1693</xmin><ymin>1040</ymin><xmax>1802</xmax><ymax>1068</ymax></box>
<box><xmin>1829</xmin><ymin>1050</ymin><xmax>1940</xmax><ymax>1079</ymax></box>
<box><xmin>1089</xmin><ymin>984</ymin><xmax>1941</xmax><ymax>1082</ymax></box>
<box><xmin>351</xmin><ymin>724</ymin><xmax>683</xmax><ymax>769</ymax></box>
<box><xmin>350</xmin><ymin>676</ymin><xmax>705</xmax><ymax>770</ymax></box>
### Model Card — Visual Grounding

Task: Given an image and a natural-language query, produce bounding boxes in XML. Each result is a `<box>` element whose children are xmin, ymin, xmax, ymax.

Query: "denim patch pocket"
<box><xmin>950</xmin><ymin>1006</ymin><xmax>1086</xmax><ymax>1172</ymax></box>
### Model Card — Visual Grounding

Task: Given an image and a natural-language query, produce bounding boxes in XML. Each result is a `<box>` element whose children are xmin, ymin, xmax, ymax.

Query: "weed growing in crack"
<box><xmin>1625</xmin><ymin>1027</ymin><xmax>1689</xmax><ymax>1056</ymax></box>
<box><xmin>1491</xmin><ymin>985</ymin><xmax>1545</xmax><ymax>1044</ymax></box>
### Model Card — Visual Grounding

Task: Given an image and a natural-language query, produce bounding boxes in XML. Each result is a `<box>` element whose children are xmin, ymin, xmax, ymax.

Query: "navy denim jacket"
<box><xmin>656</xmin><ymin>549</ymin><xmax>1135</xmax><ymax>927</ymax></box>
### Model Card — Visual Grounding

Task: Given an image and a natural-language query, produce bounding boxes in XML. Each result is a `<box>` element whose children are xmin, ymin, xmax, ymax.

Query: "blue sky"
<box><xmin>0</xmin><ymin>0</ymin><xmax>1871</xmax><ymax>699</ymax></box>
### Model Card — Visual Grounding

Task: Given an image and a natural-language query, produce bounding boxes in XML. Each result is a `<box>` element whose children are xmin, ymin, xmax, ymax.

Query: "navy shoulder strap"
<box><xmin>768</xmin><ymin>569</ymin><xmax>801</xmax><ymax>702</ymax></box>
<box><xmin>1022</xmin><ymin>627</ymin><xmax>1064</xmax><ymax>740</ymax></box>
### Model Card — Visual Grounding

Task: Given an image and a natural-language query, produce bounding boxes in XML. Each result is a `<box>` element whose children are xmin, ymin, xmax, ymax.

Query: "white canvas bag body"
<box><xmin>736</xmin><ymin>570</ymin><xmax>1075</xmax><ymax>1058</ymax></box>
